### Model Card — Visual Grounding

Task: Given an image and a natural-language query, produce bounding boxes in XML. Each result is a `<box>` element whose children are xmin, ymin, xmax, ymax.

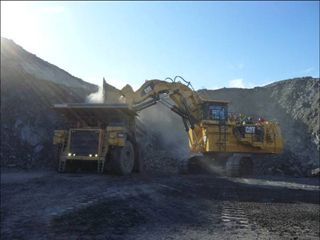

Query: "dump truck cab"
<box><xmin>53</xmin><ymin>103</ymin><xmax>144</xmax><ymax>175</ymax></box>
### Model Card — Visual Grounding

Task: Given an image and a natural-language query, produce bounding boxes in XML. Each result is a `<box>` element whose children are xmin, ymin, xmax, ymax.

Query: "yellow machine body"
<box><xmin>188</xmin><ymin>120</ymin><xmax>283</xmax><ymax>154</ymax></box>
<box><xmin>52</xmin><ymin>103</ymin><xmax>141</xmax><ymax>174</ymax></box>
<box><xmin>53</xmin><ymin>127</ymin><xmax>126</xmax><ymax>161</ymax></box>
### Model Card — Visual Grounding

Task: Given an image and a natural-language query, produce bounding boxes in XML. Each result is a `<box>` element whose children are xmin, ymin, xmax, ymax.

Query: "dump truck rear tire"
<box><xmin>111</xmin><ymin>140</ymin><xmax>134</xmax><ymax>175</ymax></box>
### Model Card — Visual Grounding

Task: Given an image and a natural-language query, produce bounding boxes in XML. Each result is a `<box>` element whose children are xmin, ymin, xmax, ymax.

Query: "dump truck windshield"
<box><xmin>69</xmin><ymin>130</ymin><xmax>100</xmax><ymax>156</ymax></box>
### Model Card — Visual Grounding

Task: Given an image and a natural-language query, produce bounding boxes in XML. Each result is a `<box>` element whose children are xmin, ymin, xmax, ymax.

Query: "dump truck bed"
<box><xmin>53</xmin><ymin>103</ymin><xmax>137</xmax><ymax>124</ymax></box>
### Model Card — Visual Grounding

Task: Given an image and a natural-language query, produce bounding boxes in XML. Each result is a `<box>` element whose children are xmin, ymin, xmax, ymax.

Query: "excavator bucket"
<box><xmin>121</xmin><ymin>84</ymin><xmax>135</xmax><ymax>105</ymax></box>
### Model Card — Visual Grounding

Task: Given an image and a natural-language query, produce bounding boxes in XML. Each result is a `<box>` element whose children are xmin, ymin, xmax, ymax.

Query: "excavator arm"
<box><xmin>121</xmin><ymin>77</ymin><xmax>203</xmax><ymax>130</ymax></box>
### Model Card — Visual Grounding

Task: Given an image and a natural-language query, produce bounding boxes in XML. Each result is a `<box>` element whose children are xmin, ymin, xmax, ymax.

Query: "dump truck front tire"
<box><xmin>111</xmin><ymin>140</ymin><xmax>135</xmax><ymax>175</ymax></box>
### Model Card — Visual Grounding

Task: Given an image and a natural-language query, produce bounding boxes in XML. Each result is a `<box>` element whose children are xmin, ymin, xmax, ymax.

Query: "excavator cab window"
<box><xmin>203</xmin><ymin>102</ymin><xmax>228</xmax><ymax>121</ymax></box>
<box><xmin>209</xmin><ymin>106</ymin><xmax>226</xmax><ymax>121</ymax></box>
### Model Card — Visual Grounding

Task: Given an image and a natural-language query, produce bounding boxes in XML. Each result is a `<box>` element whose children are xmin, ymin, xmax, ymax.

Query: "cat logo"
<box><xmin>144</xmin><ymin>85</ymin><xmax>152</xmax><ymax>94</ymax></box>
<box><xmin>245</xmin><ymin>126</ymin><xmax>255</xmax><ymax>134</ymax></box>
<box><xmin>141</xmin><ymin>82</ymin><xmax>154</xmax><ymax>96</ymax></box>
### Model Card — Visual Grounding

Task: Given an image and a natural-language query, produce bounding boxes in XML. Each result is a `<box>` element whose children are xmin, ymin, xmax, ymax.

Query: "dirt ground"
<box><xmin>1</xmin><ymin>168</ymin><xmax>319</xmax><ymax>240</ymax></box>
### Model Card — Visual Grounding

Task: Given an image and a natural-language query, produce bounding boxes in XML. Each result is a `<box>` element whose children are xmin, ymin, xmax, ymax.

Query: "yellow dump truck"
<box><xmin>53</xmin><ymin>103</ymin><xmax>145</xmax><ymax>175</ymax></box>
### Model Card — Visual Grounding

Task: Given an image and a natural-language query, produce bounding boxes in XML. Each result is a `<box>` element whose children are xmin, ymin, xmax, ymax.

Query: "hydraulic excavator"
<box><xmin>122</xmin><ymin>76</ymin><xmax>283</xmax><ymax>176</ymax></box>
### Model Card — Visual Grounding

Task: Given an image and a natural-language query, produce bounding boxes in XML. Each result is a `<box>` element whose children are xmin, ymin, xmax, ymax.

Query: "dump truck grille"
<box><xmin>69</xmin><ymin>130</ymin><xmax>99</xmax><ymax>156</ymax></box>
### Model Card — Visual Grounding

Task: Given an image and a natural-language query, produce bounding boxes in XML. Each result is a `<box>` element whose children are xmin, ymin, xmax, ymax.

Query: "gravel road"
<box><xmin>1</xmin><ymin>169</ymin><xmax>319</xmax><ymax>240</ymax></box>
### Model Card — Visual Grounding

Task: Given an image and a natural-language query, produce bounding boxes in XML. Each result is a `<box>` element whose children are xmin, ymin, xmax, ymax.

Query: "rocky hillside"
<box><xmin>1</xmin><ymin>38</ymin><xmax>96</xmax><ymax>90</ymax></box>
<box><xmin>1</xmin><ymin>38</ymin><xmax>98</xmax><ymax>168</ymax></box>
<box><xmin>199</xmin><ymin>77</ymin><xmax>319</xmax><ymax>176</ymax></box>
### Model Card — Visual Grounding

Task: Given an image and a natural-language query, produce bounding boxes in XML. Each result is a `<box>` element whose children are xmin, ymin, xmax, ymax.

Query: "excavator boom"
<box><xmin>122</xmin><ymin>78</ymin><xmax>203</xmax><ymax>130</ymax></box>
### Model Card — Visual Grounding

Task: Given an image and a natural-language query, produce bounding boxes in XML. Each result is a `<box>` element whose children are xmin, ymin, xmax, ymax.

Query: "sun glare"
<box><xmin>1</xmin><ymin>1</ymin><xmax>43</xmax><ymax>52</ymax></box>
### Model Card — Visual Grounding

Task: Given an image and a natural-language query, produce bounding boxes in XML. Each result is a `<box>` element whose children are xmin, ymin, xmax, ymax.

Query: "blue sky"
<box><xmin>1</xmin><ymin>1</ymin><xmax>319</xmax><ymax>90</ymax></box>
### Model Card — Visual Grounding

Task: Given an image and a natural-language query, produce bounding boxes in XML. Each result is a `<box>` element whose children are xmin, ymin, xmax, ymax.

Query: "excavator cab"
<box><xmin>202</xmin><ymin>101</ymin><xmax>229</xmax><ymax>122</ymax></box>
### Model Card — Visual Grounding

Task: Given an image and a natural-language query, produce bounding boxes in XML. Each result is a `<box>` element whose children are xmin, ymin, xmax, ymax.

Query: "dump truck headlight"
<box><xmin>89</xmin><ymin>154</ymin><xmax>92</xmax><ymax>157</ymax></box>
<box><xmin>73</xmin><ymin>153</ymin><xmax>76</xmax><ymax>156</ymax></box>
<box><xmin>68</xmin><ymin>153</ymin><xmax>72</xmax><ymax>156</ymax></box>
<box><xmin>95</xmin><ymin>154</ymin><xmax>98</xmax><ymax>157</ymax></box>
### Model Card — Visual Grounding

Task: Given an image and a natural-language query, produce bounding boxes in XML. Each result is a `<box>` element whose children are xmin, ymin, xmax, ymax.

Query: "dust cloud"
<box><xmin>86</xmin><ymin>85</ymin><xmax>103</xmax><ymax>103</ymax></box>
<box><xmin>137</xmin><ymin>98</ymin><xmax>190</xmax><ymax>173</ymax></box>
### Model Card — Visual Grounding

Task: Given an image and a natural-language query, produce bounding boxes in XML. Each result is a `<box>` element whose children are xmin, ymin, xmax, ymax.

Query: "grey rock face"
<box><xmin>1</xmin><ymin>38</ymin><xmax>97</xmax><ymax>91</ymax></box>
